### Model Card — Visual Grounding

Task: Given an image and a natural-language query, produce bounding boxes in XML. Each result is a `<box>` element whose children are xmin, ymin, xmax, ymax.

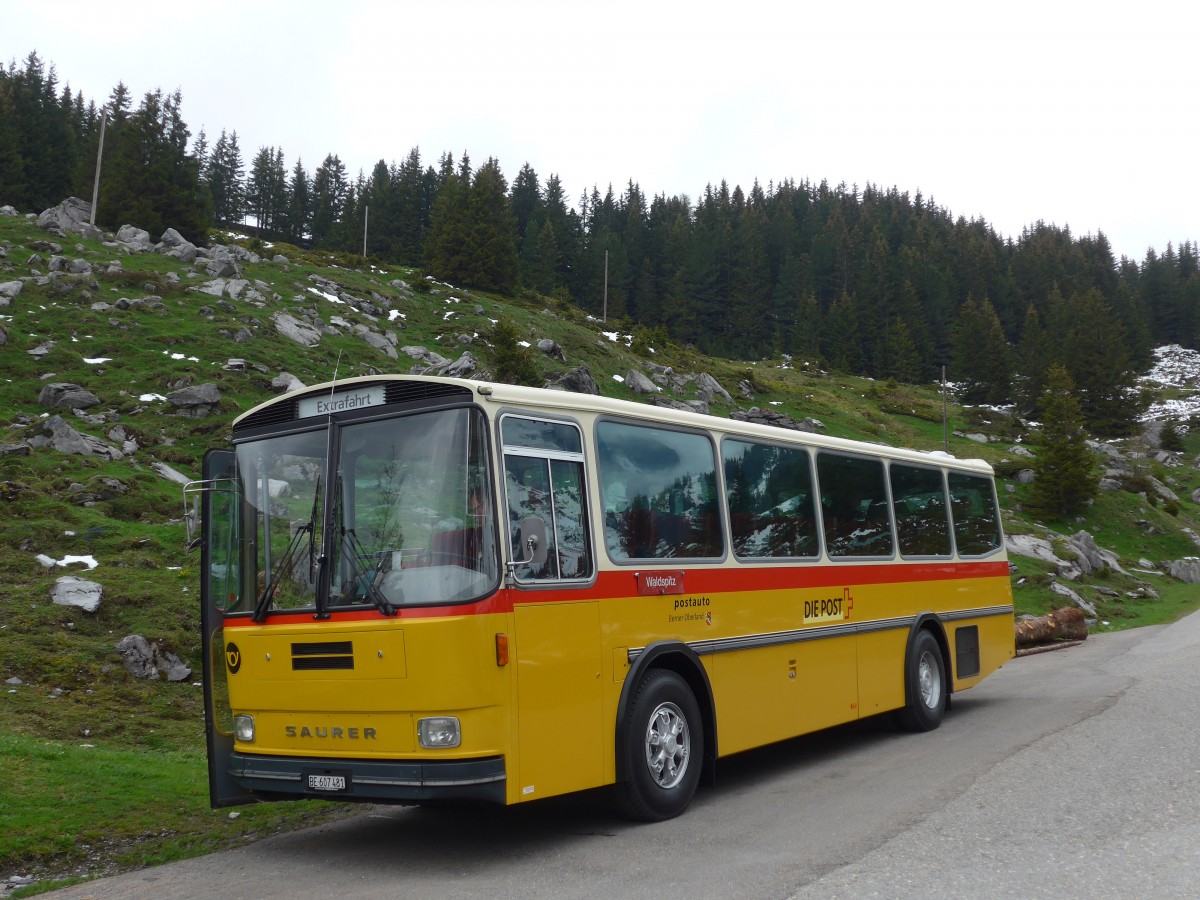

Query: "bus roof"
<box><xmin>235</xmin><ymin>374</ymin><xmax>995</xmax><ymax>475</ymax></box>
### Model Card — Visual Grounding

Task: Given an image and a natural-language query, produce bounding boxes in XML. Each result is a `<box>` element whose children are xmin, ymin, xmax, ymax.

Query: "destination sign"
<box><xmin>297</xmin><ymin>385</ymin><xmax>386</xmax><ymax>419</ymax></box>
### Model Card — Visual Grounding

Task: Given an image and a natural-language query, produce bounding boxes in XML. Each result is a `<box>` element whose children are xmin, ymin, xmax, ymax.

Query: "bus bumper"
<box><xmin>228</xmin><ymin>751</ymin><xmax>507</xmax><ymax>804</ymax></box>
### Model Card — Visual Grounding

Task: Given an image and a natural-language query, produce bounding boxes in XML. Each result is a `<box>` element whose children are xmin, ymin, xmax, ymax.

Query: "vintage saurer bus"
<box><xmin>188</xmin><ymin>374</ymin><xmax>1014</xmax><ymax>821</ymax></box>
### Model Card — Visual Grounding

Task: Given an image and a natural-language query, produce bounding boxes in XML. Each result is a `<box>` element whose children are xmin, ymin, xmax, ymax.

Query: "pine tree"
<box><xmin>284</xmin><ymin>158</ymin><xmax>310</xmax><ymax>243</ymax></box>
<box><xmin>878</xmin><ymin>316</ymin><xmax>922</xmax><ymax>384</ymax></box>
<box><xmin>488</xmin><ymin>318</ymin><xmax>541</xmax><ymax>386</ymax></box>
<box><xmin>1029</xmin><ymin>365</ymin><xmax>1096</xmax><ymax>517</ymax></box>
<box><xmin>951</xmin><ymin>297</ymin><xmax>1011</xmax><ymax>405</ymax></box>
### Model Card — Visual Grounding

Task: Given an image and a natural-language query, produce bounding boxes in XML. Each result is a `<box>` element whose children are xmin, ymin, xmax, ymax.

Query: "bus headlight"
<box><xmin>418</xmin><ymin>716</ymin><xmax>461</xmax><ymax>748</ymax></box>
<box><xmin>234</xmin><ymin>715</ymin><xmax>255</xmax><ymax>743</ymax></box>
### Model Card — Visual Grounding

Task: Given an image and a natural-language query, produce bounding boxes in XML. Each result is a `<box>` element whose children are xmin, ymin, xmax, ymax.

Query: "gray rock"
<box><xmin>1016</xmin><ymin>468</ymin><xmax>1036</xmax><ymax>484</ymax></box>
<box><xmin>26</xmin><ymin>415</ymin><xmax>123</xmax><ymax>459</ymax></box>
<box><xmin>273</xmin><ymin>312</ymin><xmax>322</xmax><ymax>347</ymax></box>
<box><xmin>729</xmin><ymin>407</ymin><xmax>825</xmax><ymax>432</ymax></box>
<box><xmin>51</xmin><ymin>575</ymin><xmax>103</xmax><ymax>613</ymax></box>
<box><xmin>159</xmin><ymin>227</ymin><xmax>189</xmax><ymax>248</ymax></box>
<box><xmin>1006</xmin><ymin>445</ymin><xmax>1035</xmax><ymax>458</ymax></box>
<box><xmin>150</xmin><ymin>461</ymin><xmax>192</xmax><ymax>485</ymax></box>
<box><xmin>114</xmin><ymin>634</ymin><xmax>192</xmax><ymax>682</ymax></box>
<box><xmin>223</xmin><ymin>358</ymin><xmax>246</xmax><ymax>371</ymax></box>
<box><xmin>419</xmin><ymin>351</ymin><xmax>478</xmax><ymax>378</ymax></box>
<box><xmin>37</xmin><ymin>197</ymin><xmax>92</xmax><ymax>235</ymax></box>
<box><xmin>551</xmin><ymin>366</ymin><xmax>599</xmax><ymax>395</ymax></box>
<box><xmin>361</xmin><ymin>331</ymin><xmax>399</xmax><ymax>359</ymax></box>
<box><xmin>625</xmin><ymin>369</ymin><xmax>661</xmax><ymax>394</ymax></box>
<box><xmin>402</xmin><ymin>345</ymin><xmax>450</xmax><ymax>367</ymax></box>
<box><xmin>1049</xmin><ymin>580</ymin><xmax>1097</xmax><ymax>620</ymax></box>
<box><xmin>0</xmin><ymin>205</ymin><xmax>16</xmax><ymax>216</ymax></box>
<box><xmin>1167</xmin><ymin>558</ymin><xmax>1200</xmax><ymax>583</ymax></box>
<box><xmin>537</xmin><ymin>338</ymin><xmax>566</xmax><ymax>361</ymax></box>
<box><xmin>116</xmin><ymin>224</ymin><xmax>152</xmax><ymax>248</ymax></box>
<box><xmin>272</xmin><ymin>372</ymin><xmax>306</xmax><ymax>393</ymax></box>
<box><xmin>0</xmin><ymin>280</ymin><xmax>22</xmax><ymax>299</ymax></box>
<box><xmin>694</xmin><ymin>372</ymin><xmax>733</xmax><ymax>404</ymax></box>
<box><xmin>1067</xmin><ymin>531</ymin><xmax>1125</xmax><ymax>576</ymax></box>
<box><xmin>37</xmin><ymin>382</ymin><xmax>101</xmax><ymax>410</ymax></box>
<box><xmin>79</xmin><ymin>223</ymin><xmax>104</xmax><ymax>241</ymax></box>
<box><xmin>166</xmin><ymin>383</ymin><xmax>221</xmax><ymax>417</ymax></box>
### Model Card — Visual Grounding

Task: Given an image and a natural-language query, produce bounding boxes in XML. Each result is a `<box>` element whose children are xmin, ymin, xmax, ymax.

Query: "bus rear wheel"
<box><xmin>616</xmin><ymin>669</ymin><xmax>703</xmax><ymax>821</ymax></box>
<box><xmin>897</xmin><ymin>629</ymin><xmax>947</xmax><ymax>732</ymax></box>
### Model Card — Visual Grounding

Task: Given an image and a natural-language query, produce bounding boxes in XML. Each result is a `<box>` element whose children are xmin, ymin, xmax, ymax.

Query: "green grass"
<box><xmin>5</xmin><ymin>210</ymin><xmax>1200</xmax><ymax>889</ymax></box>
<box><xmin>0</xmin><ymin>732</ymin><xmax>353</xmax><ymax>894</ymax></box>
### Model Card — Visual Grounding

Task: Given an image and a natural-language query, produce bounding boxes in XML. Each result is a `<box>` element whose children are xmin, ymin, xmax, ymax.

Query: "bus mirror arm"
<box><xmin>506</xmin><ymin>517</ymin><xmax>548</xmax><ymax>574</ymax></box>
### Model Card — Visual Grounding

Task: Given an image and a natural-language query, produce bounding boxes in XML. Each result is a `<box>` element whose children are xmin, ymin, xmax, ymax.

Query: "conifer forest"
<box><xmin>4</xmin><ymin>51</ymin><xmax>1199</xmax><ymax>439</ymax></box>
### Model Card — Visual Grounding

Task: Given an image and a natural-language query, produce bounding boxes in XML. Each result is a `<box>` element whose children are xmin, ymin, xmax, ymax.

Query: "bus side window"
<box><xmin>948</xmin><ymin>472</ymin><xmax>1001</xmax><ymax>556</ymax></box>
<box><xmin>500</xmin><ymin>414</ymin><xmax>594</xmax><ymax>583</ymax></box>
<box><xmin>817</xmin><ymin>452</ymin><xmax>894</xmax><ymax>558</ymax></box>
<box><xmin>889</xmin><ymin>463</ymin><xmax>951</xmax><ymax>558</ymax></box>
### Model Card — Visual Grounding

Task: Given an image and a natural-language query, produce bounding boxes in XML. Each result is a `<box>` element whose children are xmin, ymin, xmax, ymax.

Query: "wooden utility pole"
<box><xmin>603</xmin><ymin>249</ymin><xmax>608</xmax><ymax>323</ymax></box>
<box><xmin>363</xmin><ymin>204</ymin><xmax>369</xmax><ymax>257</ymax></box>
<box><xmin>89</xmin><ymin>111</ymin><xmax>107</xmax><ymax>226</ymax></box>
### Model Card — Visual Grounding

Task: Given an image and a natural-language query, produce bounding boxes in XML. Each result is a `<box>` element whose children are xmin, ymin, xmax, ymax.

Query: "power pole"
<box><xmin>603</xmin><ymin>249</ymin><xmax>608</xmax><ymax>323</ymax></box>
<box><xmin>363</xmin><ymin>204</ymin><xmax>369</xmax><ymax>257</ymax></box>
<box><xmin>89</xmin><ymin>111</ymin><xmax>107</xmax><ymax>226</ymax></box>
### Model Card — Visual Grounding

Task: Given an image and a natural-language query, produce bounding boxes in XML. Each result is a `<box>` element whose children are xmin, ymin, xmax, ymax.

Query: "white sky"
<box><xmin>7</xmin><ymin>0</ymin><xmax>1197</xmax><ymax>261</ymax></box>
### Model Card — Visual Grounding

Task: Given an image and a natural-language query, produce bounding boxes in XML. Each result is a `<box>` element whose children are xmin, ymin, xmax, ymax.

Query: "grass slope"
<box><xmin>2</xmin><ymin>210</ymin><xmax>1199</xmax><ymax>891</ymax></box>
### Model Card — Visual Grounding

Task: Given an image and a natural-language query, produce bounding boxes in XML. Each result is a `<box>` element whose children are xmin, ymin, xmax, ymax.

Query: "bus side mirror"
<box><xmin>509</xmin><ymin>517</ymin><xmax>548</xmax><ymax>570</ymax></box>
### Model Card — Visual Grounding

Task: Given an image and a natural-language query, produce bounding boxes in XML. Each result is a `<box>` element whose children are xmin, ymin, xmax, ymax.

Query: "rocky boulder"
<box><xmin>26</xmin><ymin>415</ymin><xmax>123</xmax><ymax>459</ymax></box>
<box><xmin>166</xmin><ymin>383</ymin><xmax>221</xmax><ymax>418</ymax></box>
<box><xmin>729</xmin><ymin>407</ymin><xmax>824</xmax><ymax>432</ymax></box>
<box><xmin>115</xmin><ymin>634</ymin><xmax>192</xmax><ymax>682</ymax></box>
<box><xmin>1167</xmin><ymin>558</ymin><xmax>1200</xmax><ymax>583</ymax></box>
<box><xmin>694</xmin><ymin>372</ymin><xmax>733</xmax><ymax>404</ymax></box>
<box><xmin>625</xmin><ymin>369</ymin><xmax>661</xmax><ymax>394</ymax></box>
<box><xmin>550</xmin><ymin>366</ymin><xmax>600</xmax><ymax>395</ymax></box>
<box><xmin>51</xmin><ymin>575</ymin><xmax>103</xmax><ymax>612</ymax></box>
<box><xmin>273</xmin><ymin>312</ymin><xmax>322</xmax><ymax>347</ymax></box>
<box><xmin>272</xmin><ymin>372</ymin><xmax>306</xmax><ymax>393</ymax></box>
<box><xmin>0</xmin><ymin>280</ymin><xmax>23</xmax><ymax>301</ymax></box>
<box><xmin>37</xmin><ymin>197</ymin><xmax>92</xmax><ymax>236</ymax></box>
<box><xmin>537</xmin><ymin>339</ymin><xmax>566</xmax><ymax>361</ymax></box>
<box><xmin>116</xmin><ymin>224</ymin><xmax>152</xmax><ymax>249</ymax></box>
<box><xmin>37</xmin><ymin>382</ymin><xmax>102</xmax><ymax>410</ymax></box>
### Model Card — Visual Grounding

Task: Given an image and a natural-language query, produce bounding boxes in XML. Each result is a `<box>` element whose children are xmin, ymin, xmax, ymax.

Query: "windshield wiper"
<box><xmin>342</xmin><ymin>526</ymin><xmax>397</xmax><ymax>616</ymax></box>
<box><xmin>252</xmin><ymin>519</ymin><xmax>312</xmax><ymax>622</ymax></box>
<box><xmin>253</xmin><ymin>474</ymin><xmax>322</xmax><ymax>623</ymax></box>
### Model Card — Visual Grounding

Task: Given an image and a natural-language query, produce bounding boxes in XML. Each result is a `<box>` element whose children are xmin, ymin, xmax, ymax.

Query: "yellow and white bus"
<box><xmin>190</xmin><ymin>375</ymin><xmax>1014</xmax><ymax>821</ymax></box>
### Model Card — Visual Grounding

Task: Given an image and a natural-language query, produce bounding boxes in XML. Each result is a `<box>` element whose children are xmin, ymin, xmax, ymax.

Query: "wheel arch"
<box><xmin>615</xmin><ymin>640</ymin><xmax>717</xmax><ymax>783</ymax></box>
<box><xmin>906</xmin><ymin>613</ymin><xmax>951</xmax><ymax>694</ymax></box>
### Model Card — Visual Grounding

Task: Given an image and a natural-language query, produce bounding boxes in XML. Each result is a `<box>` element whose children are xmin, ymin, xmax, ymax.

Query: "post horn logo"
<box><xmin>225</xmin><ymin>642</ymin><xmax>241</xmax><ymax>674</ymax></box>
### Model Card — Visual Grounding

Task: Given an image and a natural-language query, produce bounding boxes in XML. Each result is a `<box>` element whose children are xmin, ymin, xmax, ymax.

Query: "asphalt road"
<box><xmin>48</xmin><ymin>612</ymin><xmax>1200</xmax><ymax>899</ymax></box>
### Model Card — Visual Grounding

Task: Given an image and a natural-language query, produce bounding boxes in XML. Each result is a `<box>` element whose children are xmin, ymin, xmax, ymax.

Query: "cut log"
<box><xmin>1015</xmin><ymin>606</ymin><xmax>1088</xmax><ymax>647</ymax></box>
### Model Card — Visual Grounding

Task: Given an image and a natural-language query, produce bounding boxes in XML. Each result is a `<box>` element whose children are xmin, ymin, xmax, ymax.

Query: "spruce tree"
<box><xmin>488</xmin><ymin>318</ymin><xmax>541</xmax><ymax>386</ymax></box>
<box><xmin>1030</xmin><ymin>365</ymin><xmax>1096</xmax><ymax>517</ymax></box>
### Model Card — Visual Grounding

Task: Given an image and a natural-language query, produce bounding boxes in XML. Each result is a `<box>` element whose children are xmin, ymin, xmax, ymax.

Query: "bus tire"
<box><xmin>616</xmin><ymin>669</ymin><xmax>704</xmax><ymax>821</ymax></box>
<box><xmin>897</xmin><ymin>629</ymin><xmax>947</xmax><ymax>732</ymax></box>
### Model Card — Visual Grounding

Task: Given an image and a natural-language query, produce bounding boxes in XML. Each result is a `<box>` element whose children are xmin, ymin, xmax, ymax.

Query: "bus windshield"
<box><xmin>234</xmin><ymin>406</ymin><xmax>500</xmax><ymax>616</ymax></box>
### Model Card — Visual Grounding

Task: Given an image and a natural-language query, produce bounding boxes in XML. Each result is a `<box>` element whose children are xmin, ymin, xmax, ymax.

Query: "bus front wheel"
<box><xmin>897</xmin><ymin>629</ymin><xmax>947</xmax><ymax>732</ymax></box>
<box><xmin>616</xmin><ymin>669</ymin><xmax>703</xmax><ymax>821</ymax></box>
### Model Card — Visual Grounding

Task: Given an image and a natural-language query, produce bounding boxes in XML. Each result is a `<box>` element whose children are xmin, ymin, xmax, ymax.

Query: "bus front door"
<box><xmin>198</xmin><ymin>448</ymin><xmax>257</xmax><ymax>808</ymax></box>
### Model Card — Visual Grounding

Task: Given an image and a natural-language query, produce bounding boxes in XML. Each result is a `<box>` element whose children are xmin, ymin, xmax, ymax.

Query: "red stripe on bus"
<box><xmin>224</xmin><ymin>559</ymin><xmax>1010</xmax><ymax>626</ymax></box>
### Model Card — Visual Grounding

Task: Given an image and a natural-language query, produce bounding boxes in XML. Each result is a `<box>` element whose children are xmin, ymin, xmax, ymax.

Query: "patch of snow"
<box><xmin>388</xmin><ymin>309</ymin><xmax>406</xmax><ymax>322</ymax></box>
<box><xmin>307</xmin><ymin>287</ymin><xmax>345</xmax><ymax>305</ymax></box>
<box><xmin>37</xmin><ymin>554</ymin><xmax>99</xmax><ymax>570</ymax></box>
<box><xmin>612</xmin><ymin>374</ymin><xmax>625</xmax><ymax>383</ymax></box>
<box><xmin>139</xmin><ymin>393</ymin><xmax>166</xmax><ymax>402</ymax></box>
<box><xmin>518</xmin><ymin>340</ymin><xmax>531</xmax><ymax>347</ymax></box>
<box><xmin>83</xmin><ymin>357</ymin><xmax>112</xmax><ymax>364</ymax></box>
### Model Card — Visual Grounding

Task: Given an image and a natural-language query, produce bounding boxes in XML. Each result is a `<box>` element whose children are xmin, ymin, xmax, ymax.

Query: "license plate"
<box><xmin>308</xmin><ymin>774</ymin><xmax>347</xmax><ymax>791</ymax></box>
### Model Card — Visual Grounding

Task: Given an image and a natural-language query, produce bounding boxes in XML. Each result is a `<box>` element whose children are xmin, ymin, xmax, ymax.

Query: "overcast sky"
<box><xmin>7</xmin><ymin>0</ymin><xmax>1196</xmax><ymax>261</ymax></box>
